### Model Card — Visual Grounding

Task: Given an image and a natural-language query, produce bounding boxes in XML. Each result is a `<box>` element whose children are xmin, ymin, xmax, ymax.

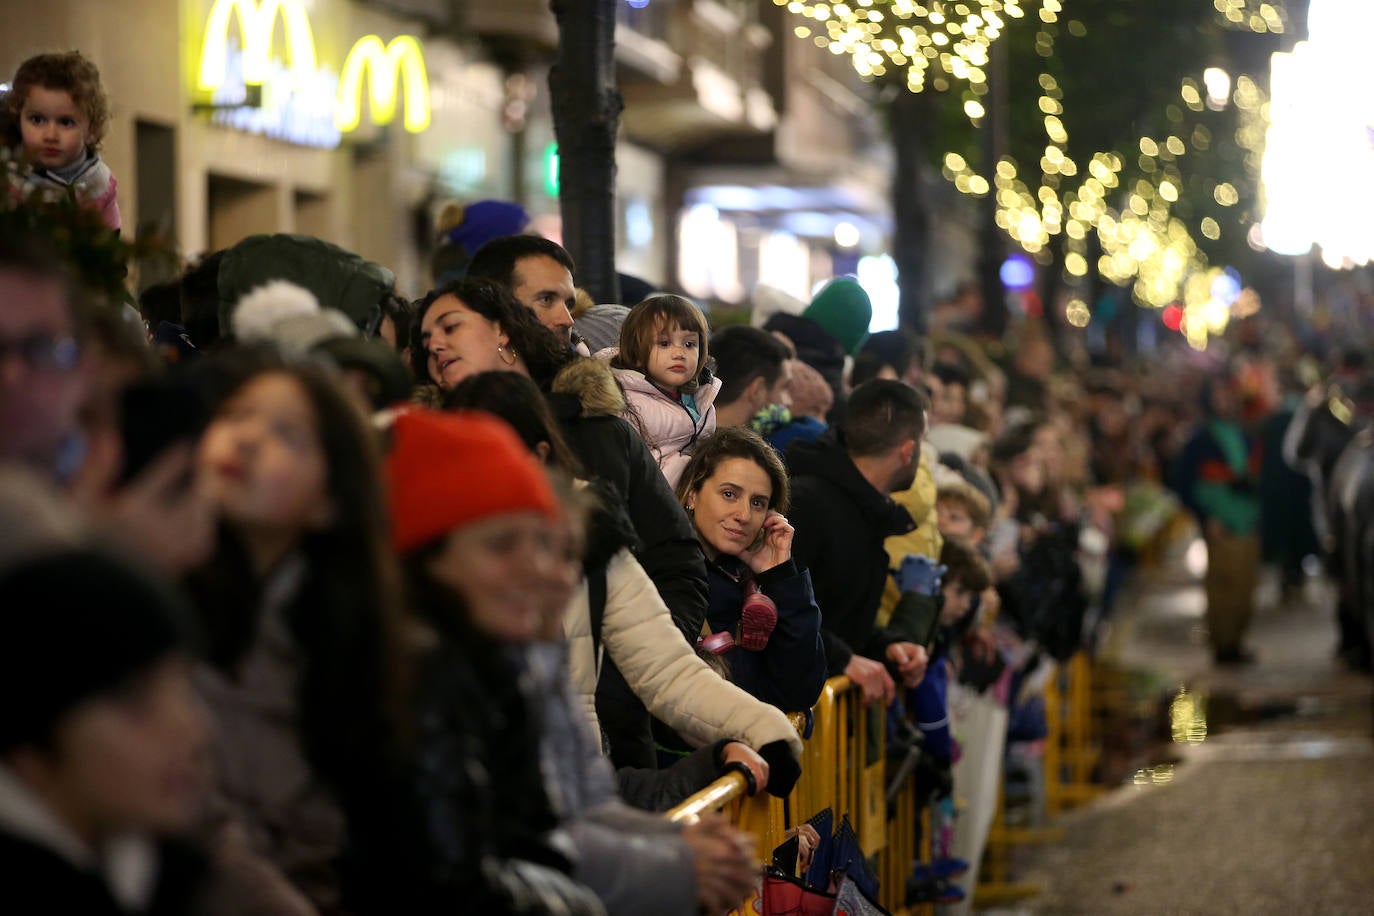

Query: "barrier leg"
<box><xmin>974</xmin><ymin>784</ymin><xmax>1050</xmax><ymax>906</ymax></box>
<box><xmin>1056</xmin><ymin>653</ymin><xmax>1105</xmax><ymax>810</ymax></box>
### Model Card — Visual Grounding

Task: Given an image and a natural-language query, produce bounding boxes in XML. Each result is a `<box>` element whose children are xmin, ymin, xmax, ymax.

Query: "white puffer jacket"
<box><xmin>564</xmin><ymin>547</ymin><xmax>803</xmax><ymax>760</ymax></box>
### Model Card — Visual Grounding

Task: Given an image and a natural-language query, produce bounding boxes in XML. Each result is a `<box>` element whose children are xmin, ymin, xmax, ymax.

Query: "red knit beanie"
<box><xmin>385</xmin><ymin>408</ymin><xmax>557</xmax><ymax>554</ymax></box>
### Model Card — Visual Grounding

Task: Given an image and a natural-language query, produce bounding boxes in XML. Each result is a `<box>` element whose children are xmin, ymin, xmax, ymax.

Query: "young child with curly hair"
<box><xmin>4</xmin><ymin>51</ymin><xmax>121</xmax><ymax>230</ymax></box>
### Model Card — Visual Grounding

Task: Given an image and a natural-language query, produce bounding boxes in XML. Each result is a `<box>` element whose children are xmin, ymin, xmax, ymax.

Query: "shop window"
<box><xmin>135</xmin><ymin>122</ymin><xmax>178</xmax><ymax>287</ymax></box>
<box><xmin>208</xmin><ymin>174</ymin><xmax>280</xmax><ymax>252</ymax></box>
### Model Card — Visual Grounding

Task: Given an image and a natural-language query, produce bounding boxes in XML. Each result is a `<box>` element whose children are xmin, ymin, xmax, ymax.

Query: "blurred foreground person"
<box><xmin>0</xmin><ymin>548</ymin><xmax>209</xmax><ymax>913</ymax></box>
<box><xmin>186</xmin><ymin>351</ymin><xmax>404</xmax><ymax>913</ymax></box>
<box><xmin>383</xmin><ymin>407</ymin><xmax>758</xmax><ymax>914</ymax></box>
<box><xmin>0</xmin><ymin>231</ymin><xmax>87</xmax><ymax>479</ymax></box>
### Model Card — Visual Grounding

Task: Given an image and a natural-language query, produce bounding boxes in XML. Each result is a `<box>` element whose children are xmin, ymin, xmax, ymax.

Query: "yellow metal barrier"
<box><xmin>977</xmin><ymin>651</ymin><xmax>1105</xmax><ymax>905</ymax></box>
<box><xmin>1046</xmin><ymin>653</ymin><xmax>1104</xmax><ymax>816</ymax></box>
<box><xmin>667</xmin><ymin>658</ymin><xmax>1109</xmax><ymax>911</ymax></box>
<box><xmin>665</xmin><ymin>676</ymin><xmax>931</xmax><ymax>915</ymax></box>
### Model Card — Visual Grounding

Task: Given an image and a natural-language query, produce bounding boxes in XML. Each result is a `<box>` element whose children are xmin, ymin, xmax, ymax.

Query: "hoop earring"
<box><xmin>497</xmin><ymin>344</ymin><xmax>517</xmax><ymax>367</ymax></box>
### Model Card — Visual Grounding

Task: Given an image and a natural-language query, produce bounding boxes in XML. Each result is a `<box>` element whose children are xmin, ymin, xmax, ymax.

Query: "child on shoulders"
<box><xmin>3</xmin><ymin>51</ymin><xmax>121</xmax><ymax>231</ymax></box>
<box><xmin>604</xmin><ymin>294</ymin><xmax>721</xmax><ymax>488</ymax></box>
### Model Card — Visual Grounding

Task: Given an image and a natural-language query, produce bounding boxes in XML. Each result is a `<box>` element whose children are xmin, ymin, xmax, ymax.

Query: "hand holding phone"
<box><xmin>740</xmin><ymin>510</ymin><xmax>794</xmax><ymax>574</ymax></box>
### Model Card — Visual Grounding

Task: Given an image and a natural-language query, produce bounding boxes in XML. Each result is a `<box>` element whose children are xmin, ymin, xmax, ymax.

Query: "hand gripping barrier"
<box><xmin>665</xmin><ymin>676</ymin><xmax>930</xmax><ymax>915</ymax></box>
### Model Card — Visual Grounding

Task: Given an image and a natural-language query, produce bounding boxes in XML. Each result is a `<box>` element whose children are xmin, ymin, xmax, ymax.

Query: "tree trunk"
<box><xmin>888</xmin><ymin>87</ymin><xmax>937</xmax><ymax>335</ymax></box>
<box><xmin>549</xmin><ymin>0</ymin><xmax>622</xmax><ymax>304</ymax></box>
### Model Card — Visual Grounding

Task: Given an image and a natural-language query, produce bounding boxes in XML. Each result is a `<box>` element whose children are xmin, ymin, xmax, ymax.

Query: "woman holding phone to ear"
<box><xmin>676</xmin><ymin>428</ymin><xmax>828</xmax><ymax>711</ymax></box>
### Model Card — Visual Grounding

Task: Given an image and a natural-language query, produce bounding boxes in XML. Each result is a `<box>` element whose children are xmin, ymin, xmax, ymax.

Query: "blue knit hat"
<box><xmin>803</xmin><ymin>278</ymin><xmax>872</xmax><ymax>355</ymax></box>
<box><xmin>441</xmin><ymin>200</ymin><xmax>531</xmax><ymax>256</ymax></box>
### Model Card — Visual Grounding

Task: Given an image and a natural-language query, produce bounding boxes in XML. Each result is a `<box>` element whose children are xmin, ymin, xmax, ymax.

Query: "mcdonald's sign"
<box><xmin>197</xmin><ymin>0</ymin><xmax>317</xmax><ymax>92</ymax></box>
<box><xmin>196</xmin><ymin>0</ymin><xmax>431</xmax><ymax>139</ymax></box>
<box><xmin>336</xmin><ymin>35</ymin><xmax>431</xmax><ymax>133</ymax></box>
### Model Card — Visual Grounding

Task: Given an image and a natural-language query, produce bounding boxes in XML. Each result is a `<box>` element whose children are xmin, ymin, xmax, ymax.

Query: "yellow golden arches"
<box><xmin>335</xmin><ymin>35</ymin><xmax>432</xmax><ymax>134</ymax></box>
<box><xmin>197</xmin><ymin>0</ymin><xmax>318</xmax><ymax>91</ymax></box>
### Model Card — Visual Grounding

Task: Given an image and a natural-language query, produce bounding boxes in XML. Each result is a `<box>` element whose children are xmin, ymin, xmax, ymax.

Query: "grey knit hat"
<box><xmin>575</xmin><ymin>304</ymin><xmax>631</xmax><ymax>355</ymax></box>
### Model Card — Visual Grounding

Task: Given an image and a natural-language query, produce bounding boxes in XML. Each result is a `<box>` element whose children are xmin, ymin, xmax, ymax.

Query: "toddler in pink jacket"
<box><xmin>606</xmin><ymin>294</ymin><xmax>722</xmax><ymax>488</ymax></box>
<box><xmin>4</xmin><ymin>51</ymin><xmax>121</xmax><ymax>231</ymax></box>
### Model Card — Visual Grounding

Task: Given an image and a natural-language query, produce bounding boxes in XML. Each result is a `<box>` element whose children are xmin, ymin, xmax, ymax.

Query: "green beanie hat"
<box><xmin>803</xmin><ymin>278</ymin><xmax>871</xmax><ymax>355</ymax></box>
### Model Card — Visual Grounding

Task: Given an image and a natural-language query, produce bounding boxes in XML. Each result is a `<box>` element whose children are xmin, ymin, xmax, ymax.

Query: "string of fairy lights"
<box><xmin>772</xmin><ymin>0</ymin><xmax>1043</xmax><ymax>97</ymax></box>
<box><xmin>1213</xmin><ymin>0</ymin><xmax>1286</xmax><ymax>33</ymax></box>
<box><xmin>774</xmin><ymin>0</ymin><xmax>1285</xmax><ymax>347</ymax></box>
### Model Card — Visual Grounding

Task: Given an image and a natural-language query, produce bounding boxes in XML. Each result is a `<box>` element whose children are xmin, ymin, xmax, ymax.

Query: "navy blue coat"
<box><xmin>705</xmin><ymin>555</ymin><xmax>828</xmax><ymax>712</ymax></box>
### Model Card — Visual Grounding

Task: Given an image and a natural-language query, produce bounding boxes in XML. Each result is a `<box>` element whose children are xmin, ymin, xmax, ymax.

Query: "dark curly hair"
<box><xmin>411</xmin><ymin>277</ymin><xmax>570</xmax><ymax>389</ymax></box>
<box><xmin>6</xmin><ymin>51</ymin><xmax>110</xmax><ymax>149</ymax></box>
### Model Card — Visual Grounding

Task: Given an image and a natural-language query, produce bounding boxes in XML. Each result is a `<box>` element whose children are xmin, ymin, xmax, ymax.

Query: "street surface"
<box><xmin>1007</xmin><ymin>552</ymin><xmax>1374</xmax><ymax>915</ymax></box>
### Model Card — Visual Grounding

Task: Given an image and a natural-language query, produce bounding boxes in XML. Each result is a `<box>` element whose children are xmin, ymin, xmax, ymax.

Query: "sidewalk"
<box><xmin>1006</xmin><ymin>554</ymin><xmax>1374</xmax><ymax>914</ymax></box>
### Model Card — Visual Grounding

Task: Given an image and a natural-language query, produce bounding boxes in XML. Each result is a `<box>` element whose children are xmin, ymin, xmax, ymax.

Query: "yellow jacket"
<box><xmin>877</xmin><ymin>443</ymin><xmax>944</xmax><ymax>627</ymax></box>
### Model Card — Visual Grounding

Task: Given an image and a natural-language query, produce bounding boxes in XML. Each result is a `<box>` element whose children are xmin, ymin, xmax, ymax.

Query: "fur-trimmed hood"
<box><xmin>549</xmin><ymin>357</ymin><xmax>627</xmax><ymax>419</ymax></box>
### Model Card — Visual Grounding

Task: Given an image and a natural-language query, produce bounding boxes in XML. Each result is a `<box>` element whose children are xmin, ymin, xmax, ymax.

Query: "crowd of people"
<box><xmin>2</xmin><ymin>47</ymin><xmax>1369</xmax><ymax>916</ymax></box>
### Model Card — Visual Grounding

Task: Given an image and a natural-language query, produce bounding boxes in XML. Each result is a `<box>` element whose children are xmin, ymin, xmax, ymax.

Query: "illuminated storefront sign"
<box><xmin>196</xmin><ymin>0</ymin><xmax>431</xmax><ymax>147</ymax></box>
<box><xmin>207</xmin><ymin>45</ymin><xmax>341</xmax><ymax>148</ymax></box>
<box><xmin>197</xmin><ymin>0</ymin><xmax>317</xmax><ymax>92</ymax></box>
<box><xmin>336</xmin><ymin>35</ymin><xmax>431</xmax><ymax>133</ymax></box>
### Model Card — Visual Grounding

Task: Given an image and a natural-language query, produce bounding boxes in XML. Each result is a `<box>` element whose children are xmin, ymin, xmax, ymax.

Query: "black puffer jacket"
<box><xmin>547</xmin><ymin>359</ymin><xmax>708</xmax><ymax>641</ymax></box>
<box><xmin>786</xmin><ymin>429</ymin><xmax>916</xmax><ymax>675</ymax></box>
<box><xmin>548</xmin><ymin>361</ymin><xmax>710</xmax><ymax>769</ymax></box>
<box><xmin>339</xmin><ymin>597</ymin><xmax>603</xmax><ymax>915</ymax></box>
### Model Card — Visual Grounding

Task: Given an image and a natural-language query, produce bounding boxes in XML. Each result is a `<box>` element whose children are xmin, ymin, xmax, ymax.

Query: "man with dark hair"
<box><xmin>787</xmin><ymin>379</ymin><xmax>931</xmax><ymax>703</ymax></box>
<box><xmin>0</xmin><ymin>232</ymin><xmax>86</xmax><ymax>478</ymax></box>
<box><xmin>467</xmin><ymin>236</ymin><xmax>723</xmax><ymax>771</ymax></box>
<box><xmin>467</xmin><ymin>235</ymin><xmax>578</xmax><ymax>348</ymax></box>
<box><xmin>710</xmin><ymin>325</ymin><xmax>792</xmax><ymax>429</ymax></box>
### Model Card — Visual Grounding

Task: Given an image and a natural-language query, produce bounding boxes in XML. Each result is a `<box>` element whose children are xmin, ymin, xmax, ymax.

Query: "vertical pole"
<box><xmin>549</xmin><ymin>0</ymin><xmax>622</xmax><ymax>304</ymax></box>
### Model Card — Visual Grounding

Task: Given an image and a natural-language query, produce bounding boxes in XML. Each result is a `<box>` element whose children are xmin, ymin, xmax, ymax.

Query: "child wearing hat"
<box><xmin>0</xmin><ymin>548</ymin><xmax>208</xmax><ymax>913</ymax></box>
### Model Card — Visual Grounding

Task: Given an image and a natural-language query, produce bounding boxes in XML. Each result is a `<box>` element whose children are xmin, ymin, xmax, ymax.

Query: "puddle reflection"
<box><xmin>1131</xmin><ymin>763</ymin><xmax>1176</xmax><ymax>786</ymax></box>
<box><xmin>1169</xmin><ymin>687</ymin><xmax>1208</xmax><ymax>745</ymax></box>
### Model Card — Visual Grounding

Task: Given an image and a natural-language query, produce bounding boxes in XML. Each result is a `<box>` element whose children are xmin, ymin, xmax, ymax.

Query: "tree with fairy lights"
<box><xmin>772</xmin><ymin>0</ymin><xmax>1293</xmax><ymax>345</ymax></box>
<box><xmin>774</xmin><ymin>0</ymin><xmax>1039</xmax><ymax>331</ymax></box>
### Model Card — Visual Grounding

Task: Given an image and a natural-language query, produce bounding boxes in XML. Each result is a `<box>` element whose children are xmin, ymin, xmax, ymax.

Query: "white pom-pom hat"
<box><xmin>231</xmin><ymin>280</ymin><xmax>322</xmax><ymax>343</ymax></box>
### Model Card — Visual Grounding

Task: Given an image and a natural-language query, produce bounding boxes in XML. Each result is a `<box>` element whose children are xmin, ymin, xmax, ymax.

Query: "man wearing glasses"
<box><xmin>0</xmin><ymin>233</ymin><xmax>86</xmax><ymax>480</ymax></box>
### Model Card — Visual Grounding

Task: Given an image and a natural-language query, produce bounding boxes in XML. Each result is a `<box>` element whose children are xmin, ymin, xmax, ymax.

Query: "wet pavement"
<box><xmin>999</xmin><ymin>548</ymin><xmax>1374</xmax><ymax>915</ymax></box>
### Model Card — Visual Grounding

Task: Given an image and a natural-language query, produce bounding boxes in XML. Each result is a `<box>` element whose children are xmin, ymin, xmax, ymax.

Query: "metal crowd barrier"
<box><xmin>665</xmin><ymin>676</ymin><xmax>930</xmax><ymax>915</ymax></box>
<box><xmin>668</xmin><ymin>654</ymin><xmax>1108</xmax><ymax>912</ymax></box>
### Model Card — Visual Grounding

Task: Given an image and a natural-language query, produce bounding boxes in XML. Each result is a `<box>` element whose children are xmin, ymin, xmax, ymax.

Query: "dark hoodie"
<box><xmin>764</xmin><ymin>312</ymin><xmax>848</xmax><ymax>425</ymax></box>
<box><xmin>786</xmin><ymin>429</ymin><xmax>917</xmax><ymax>675</ymax></box>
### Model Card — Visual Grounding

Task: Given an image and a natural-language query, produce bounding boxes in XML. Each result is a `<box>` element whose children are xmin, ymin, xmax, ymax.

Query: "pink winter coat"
<box><xmin>611</xmin><ymin>366</ymin><xmax>721</xmax><ymax>488</ymax></box>
<box><xmin>7</xmin><ymin>149</ymin><xmax>121</xmax><ymax>231</ymax></box>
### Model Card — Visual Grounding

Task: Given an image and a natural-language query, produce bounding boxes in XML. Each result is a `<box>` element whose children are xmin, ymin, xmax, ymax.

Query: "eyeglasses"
<box><xmin>0</xmin><ymin>334</ymin><xmax>80</xmax><ymax>372</ymax></box>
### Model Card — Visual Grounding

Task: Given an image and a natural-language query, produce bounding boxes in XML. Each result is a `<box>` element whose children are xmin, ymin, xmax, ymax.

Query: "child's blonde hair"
<box><xmin>936</xmin><ymin>479</ymin><xmax>991</xmax><ymax>531</ymax></box>
<box><xmin>6</xmin><ymin>51</ymin><xmax>110</xmax><ymax>149</ymax></box>
<box><xmin>612</xmin><ymin>294</ymin><xmax>711</xmax><ymax>392</ymax></box>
